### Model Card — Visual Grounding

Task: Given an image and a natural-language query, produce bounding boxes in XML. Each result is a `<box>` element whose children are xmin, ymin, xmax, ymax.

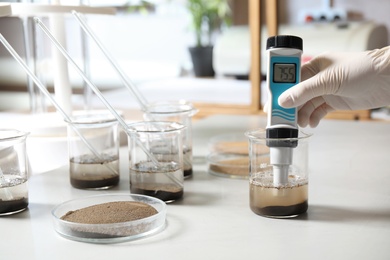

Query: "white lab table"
<box><xmin>1</xmin><ymin>115</ymin><xmax>390</xmax><ymax>260</ymax></box>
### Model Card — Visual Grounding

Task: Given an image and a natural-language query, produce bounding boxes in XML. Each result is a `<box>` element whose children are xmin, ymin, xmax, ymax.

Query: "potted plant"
<box><xmin>187</xmin><ymin>0</ymin><xmax>231</xmax><ymax>77</ymax></box>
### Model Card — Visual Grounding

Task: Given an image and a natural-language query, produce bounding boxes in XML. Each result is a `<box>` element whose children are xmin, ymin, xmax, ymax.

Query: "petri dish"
<box><xmin>208</xmin><ymin>133</ymin><xmax>249</xmax><ymax>155</ymax></box>
<box><xmin>51</xmin><ymin>194</ymin><xmax>166</xmax><ymax>244</ymax></box>
<box><xmin>207</xmin><ymin>153</ymin><xmax>250</xmax><ymax>179</ymax></box>
<box><xmin>207</xmin><ymin>134</ymin><xmax>250</xmax><ymax>179</ymax></box>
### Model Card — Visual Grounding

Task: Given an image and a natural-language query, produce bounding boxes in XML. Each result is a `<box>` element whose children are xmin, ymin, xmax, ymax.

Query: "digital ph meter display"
<box><xmin>273</xmin><ymin>63</ymin><xmax>296</xmax><ymax>83</ymax></box>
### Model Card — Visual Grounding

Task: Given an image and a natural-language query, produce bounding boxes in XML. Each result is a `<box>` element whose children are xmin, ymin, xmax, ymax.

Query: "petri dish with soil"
<box><xmin>51</xmin><ymin>194</ymin><xmax>166</xmax><ymax>243</ymax></box>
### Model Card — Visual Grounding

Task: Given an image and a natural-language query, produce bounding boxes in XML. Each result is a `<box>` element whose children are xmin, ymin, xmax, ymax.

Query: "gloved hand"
<box><xmin>278</xmin><ymin>46</ymin><xmax>390</xmax><ymax>127</ymax></box>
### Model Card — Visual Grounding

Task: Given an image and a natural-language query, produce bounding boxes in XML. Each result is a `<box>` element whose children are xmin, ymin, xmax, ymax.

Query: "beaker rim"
<box><xmin>65</xmin><ymin>110</ymin><xmax>118</xmax><ymax>124</ymax></box>
<box><xmin>0</xmin><ymin>128</ymin><xmax>30</xmax><ymax>141</ymax></box>
<box><xmin>127</xmin><ymin>121</ymin><xmax>186</xmax><ymax>133</ymax></box>
<box><xmin>245</xmin><ymin>128</ymin><xmax>312</xmax><ymax>142</ymax></box>
<box><xmin>146</xmin><ymin>101</ymin><xmax>198</xmax><ymax>116</ymax></box>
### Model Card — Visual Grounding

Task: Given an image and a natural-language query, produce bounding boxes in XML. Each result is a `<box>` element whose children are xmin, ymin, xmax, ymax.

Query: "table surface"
<box><xmin>1</xmin><ymin>114</ymin><xmax>390</xmax><ymax>260</ymax></box>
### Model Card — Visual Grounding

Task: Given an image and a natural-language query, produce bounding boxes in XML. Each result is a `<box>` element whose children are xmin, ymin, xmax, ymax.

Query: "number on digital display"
<box><xmin>273</xmin><ymin>63</ymin><xmax>296</xmax><ymax>83</ymax></box>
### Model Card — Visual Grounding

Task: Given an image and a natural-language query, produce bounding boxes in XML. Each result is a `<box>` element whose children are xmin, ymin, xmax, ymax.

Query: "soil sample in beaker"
<box><xmin>66</xmin><ymin>110</ymin><xmax>120</xmax><ymax>190</ymax></box>
<box><xmin>70</xmin><ymin>154</ymin><xmax>119</xmax><ymax>189</ymax></box>
<box><xmin>250</xmin><ymin>173</ymin><xmax>308</xmax><ymax>218</ymax></box>
<box><xmin>130</xmin><ymin>161</ymin><xmax>184</xmax><ymax>202</ymax></box>
<box><xmin>0</xmin><ymin>176</ymin><xmax>29</xmax><ymax>215</ymax></box>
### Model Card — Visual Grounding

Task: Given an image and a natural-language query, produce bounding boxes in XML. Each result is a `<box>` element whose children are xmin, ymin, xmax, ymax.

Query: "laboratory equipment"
<box><xmin>72</xmin><ymin>12</ymin><xmax>198</xmax><ymax>179</ymax></box>
<box><xmin>33</xmin><ymin>16</ymin><xmax>190</xmax><ymax>193</ymax></box>
<box><xmin>66</xmin><ymin>111</ymin><xmax>119</xmax><ymax>189</ymax></box>
<box><xmin>266</xmin><ymin>35</ymin><xmax>302</xmax><ymax>186</ymax></box>
<box><xmin>245</xmin><ymin>35</ymin><xmax>310</xmax><ymax>218</ymax></box>
<box><xmin>144</xmin><ymin>101</ymin><xmax>198</xmax><ymax>178</ymax></box>
<box><xmin>128</xmin><ymin>121</ymin><xmax>185</xmax><ymax>203</ymax></box>
<box><xmin>246</xmin><ymin>129</ymin><xmax>311</xmax><ymax>218</ymax></box>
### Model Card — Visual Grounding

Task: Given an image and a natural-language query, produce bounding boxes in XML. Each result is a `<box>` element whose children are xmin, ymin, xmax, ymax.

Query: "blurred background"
<box><xmin>0</xmin><ymin>0</ymin><xmax>389</xmax><ymax>119</ymax></box>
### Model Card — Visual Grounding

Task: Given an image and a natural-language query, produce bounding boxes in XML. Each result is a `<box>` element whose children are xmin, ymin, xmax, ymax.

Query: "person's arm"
<box><xmin>278</xmin><ymin>46</ymin><xmax>390</xmax><ymax>127</ymax></box>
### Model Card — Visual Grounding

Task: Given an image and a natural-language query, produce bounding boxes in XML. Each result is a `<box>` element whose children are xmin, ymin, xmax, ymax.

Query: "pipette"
<box><xmin>72</xmin><ymin>10</ymin><xmax>148</xmax><ymax>111</ymax></box>
<box><xmin>72</xmin><ymin>12</ymin><xmax>197</xmax><ymax>116</ymax></box>
<box><xmin>265</xmin><ymin>35</ymin><xmax>302</xmax><ymax>187</ymax></box>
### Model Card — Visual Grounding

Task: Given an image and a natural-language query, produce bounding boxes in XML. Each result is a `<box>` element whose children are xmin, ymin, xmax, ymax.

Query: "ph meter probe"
<box><xmin>265</xmin><ymin>35</ymin><xmax>303</xmax><ymax>187</ymax></box>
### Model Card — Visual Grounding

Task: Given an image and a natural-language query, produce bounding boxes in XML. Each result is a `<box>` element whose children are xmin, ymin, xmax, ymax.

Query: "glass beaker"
<box><xmin>246</xmin><ymin>129</ymin><xmax>311</xmax><ymax>218</ymax></box>
<box><xmin>66</xmin><ymin>110</ymin><xmax>120</xmax><ymax>189</ymax></box>
<box><xmin>144</xmin><ymin>101</ymin><xmax>198</xmax><ymax>178</ymax></box>
<box><xmin>0</xmin><ymin>129</ymin><xmax>29</xmax><ymax>216</ymax></box>
<box><xmin>128</xmin><ymin>121</ymin><xmax>186</xmax><ymax>202</ymax></box>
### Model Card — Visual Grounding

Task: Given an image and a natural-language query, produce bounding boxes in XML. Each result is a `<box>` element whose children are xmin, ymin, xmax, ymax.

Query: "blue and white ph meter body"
<box><xmin>265</xmin><ymin>35</ymin><xmax>303</xmax><ymax>187</ymax></box>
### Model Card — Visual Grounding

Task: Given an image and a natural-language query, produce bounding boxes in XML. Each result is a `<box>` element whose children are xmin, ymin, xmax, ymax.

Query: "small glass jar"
<box><xmin>127</xmin><ymin>121</ymin><xmax>186</xmax><ymax>203</ymax></box>
<box><xmin>0</xmin><ymin>129</ymin><xmax>29</xmax><ymax>215</ymax></box>
<box><xmin>246</xmin><ymin>129</ymin><xmax>311</xmax><ymax>218</ymax></box>
<box><xmin>66</xmin><ymin>110</ymin><xmax>119</xmax><ymax>189</ymax></box>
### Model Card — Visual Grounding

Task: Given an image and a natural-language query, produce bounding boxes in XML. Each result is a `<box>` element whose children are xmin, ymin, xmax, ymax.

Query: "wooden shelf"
<box><xmin>325</xmin><ymin>110</ymin><xmax>371</xmax><ymax>121</ymax></box>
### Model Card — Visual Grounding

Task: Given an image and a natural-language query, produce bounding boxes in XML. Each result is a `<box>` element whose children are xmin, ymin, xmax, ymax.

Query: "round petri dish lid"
<box><xmin>51</xmin><ymin>194</ymin><xmax>166</xmax><ymax>244</ymax></box>
<box><xmin>207</xmin><ymin>133</ymin><xmax>270</xmax><ymax>178</ymax></box>
<box><xmin>208</xmin><ymin>133</ymin><xmax>249</xmax><ymax>155</ymax></box>
<box><xmin>207</xmin><ymin>134</ymin><xmax>250</xmax><ymax>179</ymax></box>
<box><xmin>207</xmin><ymin>153</ymin><xmax>250</xmax><ymax>179</ymax></box>
<box><xmin>68</xmin><ymin>110</ymin><xmax>118</xmax><ymax>124</ymax></box>
<box><xmin>0</xmin><ymin>128</ymin><xmax>29</xmax><ymax>141</ymax></box>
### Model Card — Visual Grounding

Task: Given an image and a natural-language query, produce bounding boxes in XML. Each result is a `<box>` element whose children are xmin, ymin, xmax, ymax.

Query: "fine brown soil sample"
<box><xmin>61</xmin><ymin>201</ymin><xmax>158</xmax><ymax>224</ymax></box>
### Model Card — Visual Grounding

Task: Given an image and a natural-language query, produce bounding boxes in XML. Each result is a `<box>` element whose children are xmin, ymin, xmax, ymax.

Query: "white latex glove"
<box><xmin>278</xmin><ymin>46</ymin><xmax>390</xmax><ymax>127</ymax></box>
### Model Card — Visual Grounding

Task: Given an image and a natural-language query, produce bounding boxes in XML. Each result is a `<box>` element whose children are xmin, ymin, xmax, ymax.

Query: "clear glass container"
<box><xmin>246</xmin><ymin>129</ymin><xmax>311</xmax><ymax>218</ymax></box>
<box><xmin>0</xmin><ymin>129</ymin><xmax>29</xmax><ymax>216</ymax></box>
<box><xmin>66</xmin><ymin>110</ymin><xmax>119</xmax><ymax>190</ymax></box>
<box><xmin>127</xmin><ymin>121</ymin><xmax>185</xmax><ymax>203</ymax></box>
<box><xmin>144</xmin><ymin>101</ymin><xmax>198</xmax><ymax>178</ymax></box>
